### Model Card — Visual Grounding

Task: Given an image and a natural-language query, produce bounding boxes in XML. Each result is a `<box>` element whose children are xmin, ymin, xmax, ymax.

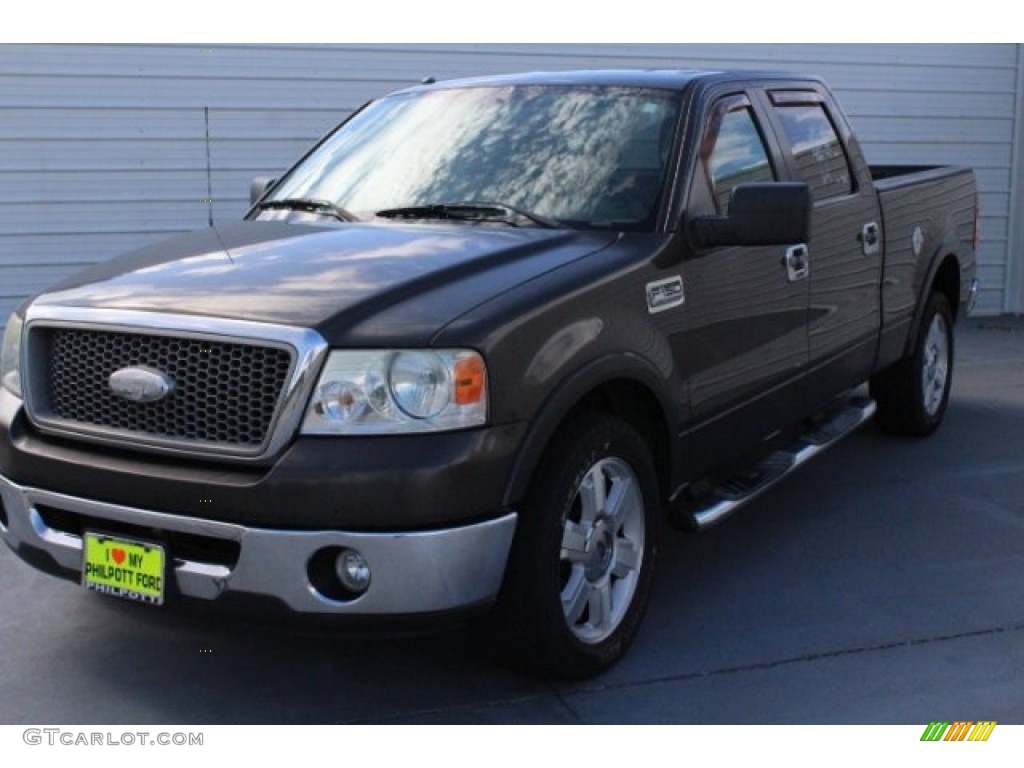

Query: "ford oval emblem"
<box><xmin>108</xmin><ymin>366</ymin><xmax>175</xmax><ymax>403</ymax></box>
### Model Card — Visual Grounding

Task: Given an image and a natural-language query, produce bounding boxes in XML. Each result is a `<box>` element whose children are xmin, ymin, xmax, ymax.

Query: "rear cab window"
<box><xmin>768</xmin><ymin>91</ymin><xmax>855</xmax><ymax>202</ymax></box>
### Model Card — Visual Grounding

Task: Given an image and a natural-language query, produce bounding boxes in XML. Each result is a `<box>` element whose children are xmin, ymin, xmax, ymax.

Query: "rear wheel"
<box><xmin>491</xmin><ymin>414</ymin><xmax>658</xmax><ymax>679</ymax></box>
<box><xmin>871</xmin><ymin>292</ymin><xmax>954</xmax><ymax>437</ymax></box>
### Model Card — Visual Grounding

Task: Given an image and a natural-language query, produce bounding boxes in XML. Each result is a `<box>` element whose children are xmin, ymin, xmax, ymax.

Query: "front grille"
<box><xmin>33</xmin><ymin>327</ymin><xmax>294</xmax><ymax>453</ymax></box>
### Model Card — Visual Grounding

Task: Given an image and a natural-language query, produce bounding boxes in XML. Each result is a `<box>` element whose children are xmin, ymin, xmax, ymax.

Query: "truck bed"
<box><xmin>871</xmin><ymin>163</ymin><xmax>977</xmax><ymax>363</ymax></box>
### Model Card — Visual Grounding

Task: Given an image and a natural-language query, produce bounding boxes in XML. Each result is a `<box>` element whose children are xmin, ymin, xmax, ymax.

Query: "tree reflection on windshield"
<box><xmin>266</xmin><ymin>85</ymin><xmax>682</xmax><ymax>230</ymax></box>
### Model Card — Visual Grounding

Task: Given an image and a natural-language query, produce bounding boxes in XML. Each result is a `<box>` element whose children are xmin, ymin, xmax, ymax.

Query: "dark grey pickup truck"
<box><xmin>0</xmin><ymin>70</ymin><xmax>977</xmax><ymax>677</ymax></box>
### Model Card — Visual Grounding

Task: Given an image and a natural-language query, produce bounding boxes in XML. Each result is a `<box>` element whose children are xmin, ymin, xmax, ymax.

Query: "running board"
<box><xmin>674</xmin><ymin>396</ymin><xmax>877</xmax><ymax>531</ymax></box>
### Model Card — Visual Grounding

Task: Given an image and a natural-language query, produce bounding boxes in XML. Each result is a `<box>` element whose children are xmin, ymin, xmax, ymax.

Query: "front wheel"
<box><xmin>490</xmin><ymin>414</ymin><xmax>658</xmax><ymax>679</ymax></box>
<box><xmin>871</xmin><ymin>292</ymin><xmax>954</xmax><ymax>437</ymax></box>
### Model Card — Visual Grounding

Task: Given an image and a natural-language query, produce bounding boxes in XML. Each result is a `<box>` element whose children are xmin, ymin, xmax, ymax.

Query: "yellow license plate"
<box><xmin>82</xmin><ymin>532</ymin><xmax>165</xmax><ymax>605</ymax></box>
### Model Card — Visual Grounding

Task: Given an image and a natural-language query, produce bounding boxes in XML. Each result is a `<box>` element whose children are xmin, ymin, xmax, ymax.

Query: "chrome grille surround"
<box><xmin>22</xmin><ymin>306</ymin><xmax>329</xmax><ymax>463</ymax></box>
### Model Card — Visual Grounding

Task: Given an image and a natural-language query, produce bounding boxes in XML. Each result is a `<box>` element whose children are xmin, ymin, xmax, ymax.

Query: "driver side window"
<box><xmin>703</xmin><ymin>105</ymin><xmax>776</xmax><ymax>212</ymax></box>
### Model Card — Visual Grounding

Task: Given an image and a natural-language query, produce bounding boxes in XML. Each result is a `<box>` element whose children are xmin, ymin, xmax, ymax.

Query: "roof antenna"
<box><xmin>421</xmin><ymin>76</ymin><xmax>436</xmax><ymax>85</ymax></box>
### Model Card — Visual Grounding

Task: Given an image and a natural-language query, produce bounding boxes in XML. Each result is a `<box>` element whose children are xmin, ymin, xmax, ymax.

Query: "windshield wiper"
<box><xmin>375</xmin><ymin>202</ymin><xmax>563</xmax><ymax>229</ymax></box>
<box><xmin>255</xmin><ymin>198</ymin><xmax>360</xmax><ymax>223</ymax></box>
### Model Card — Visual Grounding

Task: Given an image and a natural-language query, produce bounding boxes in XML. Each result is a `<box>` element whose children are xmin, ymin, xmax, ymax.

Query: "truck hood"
<box><xmin>33</xmin><ymin>220</ymin><xmax>618</xmax><ymax>344</ymax></box>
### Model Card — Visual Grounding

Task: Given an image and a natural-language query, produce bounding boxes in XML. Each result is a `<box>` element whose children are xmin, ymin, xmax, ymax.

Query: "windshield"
<box><xmin>260</xmin><ymin>84</ymin><xmax>682</xmax><ymax>230</ymax></box>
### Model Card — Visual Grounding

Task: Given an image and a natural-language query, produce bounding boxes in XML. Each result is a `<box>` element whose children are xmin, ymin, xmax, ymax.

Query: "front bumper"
<box><xmin>0</xmin><ymin>471</ymin><xmax>516</xmax><ymax>614</ymax></box>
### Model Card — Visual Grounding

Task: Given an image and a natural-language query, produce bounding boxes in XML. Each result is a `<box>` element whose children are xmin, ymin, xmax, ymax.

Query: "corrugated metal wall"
<box><xmin>0</xmin><ymin>43</ymin><xmax>1019</xmax><ymax>322</ymax></box>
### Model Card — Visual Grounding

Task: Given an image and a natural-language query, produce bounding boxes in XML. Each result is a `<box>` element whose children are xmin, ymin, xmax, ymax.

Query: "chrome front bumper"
<box><xmin>0</xmin><ymin>472</ymin><xmax>516</xmax><ymax>614</ymax></box>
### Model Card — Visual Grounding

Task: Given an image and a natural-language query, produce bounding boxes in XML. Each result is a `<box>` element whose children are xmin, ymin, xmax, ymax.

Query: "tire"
<box><xmin>870</xmin><ymin>292</ymin><xmax>954</xmax><ymax>437</ymax></box>
<box><xmin>490</xmin><ymin>413</ymin><xmax>658</xmax><ymax>679</ymax></box>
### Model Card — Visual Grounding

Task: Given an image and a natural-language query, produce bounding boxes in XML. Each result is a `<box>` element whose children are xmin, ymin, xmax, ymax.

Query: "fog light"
<box><xmin>335</xmin><ymin>548</ymin><xmax>371</xmax><ymax>594</ymax></box>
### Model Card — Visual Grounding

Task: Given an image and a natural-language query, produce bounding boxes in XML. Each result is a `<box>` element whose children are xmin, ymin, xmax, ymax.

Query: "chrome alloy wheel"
<box><xmin>559</xmin><ymin>457</ymin><xmax>645</xmax><ymax>644</ymax></box>
<box><xmin>921</xmin><ymin>312</ymin><xmax>950</xmax><ymax>417</ymax></box>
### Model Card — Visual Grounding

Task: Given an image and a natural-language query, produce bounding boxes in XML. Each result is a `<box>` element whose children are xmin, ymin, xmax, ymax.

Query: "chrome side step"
<box><xmin>675</xmin><ymin>396</ymin><xmax>877</xmax><ymax>531</ymax></box>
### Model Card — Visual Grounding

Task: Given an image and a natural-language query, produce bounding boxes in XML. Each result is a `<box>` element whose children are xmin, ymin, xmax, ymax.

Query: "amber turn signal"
<box><xmin>454</xmin><ymin>354</ymin><xmax>486</xmax><ymax>405</ymax></box>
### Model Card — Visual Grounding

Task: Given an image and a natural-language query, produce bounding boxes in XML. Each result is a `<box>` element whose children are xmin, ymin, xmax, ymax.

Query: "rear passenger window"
<box><xmin>707</xmin><ymin>108</ymin><xmax>775</xmax><ymax>212</ymax></box>
<box><xmin>775</xmin><ymin>104</ymin><xmax>853</xmax><ymax>201</ymax></box>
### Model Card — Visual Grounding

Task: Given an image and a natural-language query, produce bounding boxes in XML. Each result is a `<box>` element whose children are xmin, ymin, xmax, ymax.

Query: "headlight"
<box><xmin>1</xmin><ymin>313</ymin><xmax>23</xmax><ymax>398</ymax></box>
<box><xmin>301</xmin><ymin>349</ymin><xmax>487</xmax><ymax>434</ymax></box>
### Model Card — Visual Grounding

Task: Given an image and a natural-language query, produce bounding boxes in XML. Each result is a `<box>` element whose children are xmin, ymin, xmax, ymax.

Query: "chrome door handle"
<box><xmin>859</xmin><ymin>222</ymin><xmax>880</xmax><ymax>256</ymax></box>
<box><xmin>784</xmin><ymin>244</ymin><xmax>809</xmax><ymax>282</ymax></box>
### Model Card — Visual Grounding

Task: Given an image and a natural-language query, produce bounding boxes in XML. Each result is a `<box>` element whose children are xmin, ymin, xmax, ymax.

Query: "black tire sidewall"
<box><xmin>910</xmin><ymin>293</ymin><xmax>955</xmax><ymax>435</ymax></box>
<box><xmin>871</xmin><ymin>291</ymin><xmax>955</xmax><ymax>437</ymax></box>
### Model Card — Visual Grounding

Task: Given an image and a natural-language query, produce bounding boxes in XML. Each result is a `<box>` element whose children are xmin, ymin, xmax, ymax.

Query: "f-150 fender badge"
<box><xmin>646</xmin><ymin>276</ymin><xmax>685</xmax><ymax>314</ymax></box>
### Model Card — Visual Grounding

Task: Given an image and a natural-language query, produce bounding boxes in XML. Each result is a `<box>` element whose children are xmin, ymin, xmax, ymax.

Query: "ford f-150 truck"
<box><xmin>0</xmin><ymin>70</ymin><xmax>978</xmax><ymax>678</ymax></box>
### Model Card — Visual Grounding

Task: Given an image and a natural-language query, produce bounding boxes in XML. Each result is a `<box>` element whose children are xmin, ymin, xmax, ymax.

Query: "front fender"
<box><xmin>501</xmin><ymin>352</ymin><xmax>682</xmax><ymax>507</ymax></box>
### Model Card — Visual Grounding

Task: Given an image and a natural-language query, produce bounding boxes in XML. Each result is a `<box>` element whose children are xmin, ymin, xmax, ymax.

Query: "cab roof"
<box><xmin>394</xmin><ymin>69</ymin><xmax>817</xmax><ymax>94</ymax></box>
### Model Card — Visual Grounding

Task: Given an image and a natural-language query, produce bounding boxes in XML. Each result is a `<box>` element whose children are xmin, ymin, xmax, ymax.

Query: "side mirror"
<box><xmin>690</xmin><ymin>182</ymin><xmax>811</xmax><ymax>249</ymax></box>
<box><xmin>250</xmin><ymin>176</ymin><xmax>277</xmax><ymax>206</ymax></box>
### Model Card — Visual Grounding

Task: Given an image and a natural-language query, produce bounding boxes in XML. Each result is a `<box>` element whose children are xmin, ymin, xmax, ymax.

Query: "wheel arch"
<box><xmin>502</xmin><ymin>355</ymin><xmax>679</xmax><ymax>511</ymax></box>
<box><xmin>905</xmin><ymin>251</ymin><xmax>961</xmax><ymax>358</ymax></box>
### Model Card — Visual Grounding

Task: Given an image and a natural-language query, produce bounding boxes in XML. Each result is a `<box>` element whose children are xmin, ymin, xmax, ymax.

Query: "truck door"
<box><xmin>678</xmin><ymin>93</ymin><xmax>810</xmax><ymax>475</ymax></box>
<box><xmin>760</xmin><ymin>88</ymin><xmax>883</xmax><ymax>401</ymax></box>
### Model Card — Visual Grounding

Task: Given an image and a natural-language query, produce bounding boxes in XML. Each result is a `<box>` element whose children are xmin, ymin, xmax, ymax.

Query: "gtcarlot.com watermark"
<box><xmin>23</xmin><ymin>729</ymin><xmax>203</xmax><ymax>747</ymax></box>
